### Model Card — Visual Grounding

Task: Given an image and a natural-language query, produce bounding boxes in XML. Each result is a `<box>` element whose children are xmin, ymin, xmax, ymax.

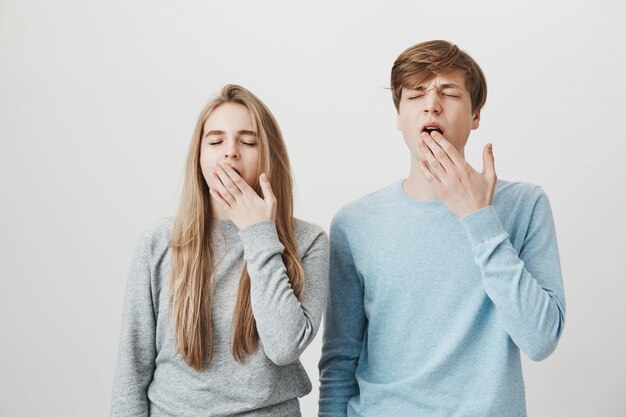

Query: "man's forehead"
<box><xmin>406</xmin><ymin>71</ymin><xmax>468</xmax><ymax>90</ymax></box>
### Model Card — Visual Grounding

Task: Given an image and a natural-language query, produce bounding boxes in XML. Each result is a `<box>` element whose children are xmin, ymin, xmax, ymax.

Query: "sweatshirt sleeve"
<box><xmin>318</xmin><ymin>214</ymin><xmax>365</xmax><ymax>417</ymax></box>
<box><xmin>460</xmin><ymin>187</ymin><xmax>566</xmax><ymax>361</ymax></box>
<box><xmin>238</xmin><ymin>220</ymin><xmax>329</xmax><ymax>366</ymax></box>
<box><xmin>110</xmin><ymin>230</ymin><xmax>158</xmax><ymax>417</ymax></box>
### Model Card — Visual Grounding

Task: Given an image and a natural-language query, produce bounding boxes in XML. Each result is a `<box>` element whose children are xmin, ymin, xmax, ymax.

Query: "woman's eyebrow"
<box><xmin>237</xmin><ymin>130</ymin><xmax>257</xmax><ymax>136</ymax></box>
<box><xmin>204</xmin><ymin>130</ymin><xmax>224</xmax><ymax>137</ymax></box>
<box><xmin>203</xmin><ymin>129</ymin><xmax>257</xmax><ymax>138</ymax></box>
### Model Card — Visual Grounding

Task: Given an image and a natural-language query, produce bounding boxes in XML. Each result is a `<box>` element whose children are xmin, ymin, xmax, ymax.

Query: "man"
<box><xmin>318</xmin><ymin>40</ymin><xmax>566</xmax><ymax>417</ymax></box>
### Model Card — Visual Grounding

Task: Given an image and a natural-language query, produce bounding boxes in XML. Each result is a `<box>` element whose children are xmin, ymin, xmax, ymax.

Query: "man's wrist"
<box><xmin>459</xmin><ymin>206</ymin><xmax>506</xmax><ymax>247</ymax></box>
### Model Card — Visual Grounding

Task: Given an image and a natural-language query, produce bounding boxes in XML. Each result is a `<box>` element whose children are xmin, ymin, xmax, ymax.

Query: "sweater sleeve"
<box><xmin>238</xmin><ymin>220</ymin><xmax>329</xmax><ymax>366</ymax></box>
<box><xmin>460</xmin><ymin>187</ymin><xmax>566</xmax><ymax>361</ymax></box>
<box><xmin>318</xmin><ymin>214</ymin><xmax>364</xmax><ymax>417</ymax></box>
<box><xmin>110</xmin><ymin>230</ymin><xmax>157</xmax><ymax>417</ymax></box>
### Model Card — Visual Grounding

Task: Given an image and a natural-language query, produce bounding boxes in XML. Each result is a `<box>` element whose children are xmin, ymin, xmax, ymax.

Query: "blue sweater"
<box><xmin>318</xmin><ymin>179</ymin><xmax>566</xmax><ymax>417</ymax></box>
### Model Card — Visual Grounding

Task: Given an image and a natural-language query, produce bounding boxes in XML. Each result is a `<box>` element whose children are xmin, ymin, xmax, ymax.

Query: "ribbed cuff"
<box><xmin>459</xmin><ymin>206</ymin><xmax>507</xmax><ymax>248</ymax></box>
<box><xmin>238</xmin><ymin>220</ymin><xmax>284</xmax><ymax>259</ymax></box>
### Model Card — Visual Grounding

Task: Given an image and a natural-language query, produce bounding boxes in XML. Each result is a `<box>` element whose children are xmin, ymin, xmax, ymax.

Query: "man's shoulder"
<box><xmin>495</xmin><ymin>179</ymin><xmax>547</xmax><ymax>207</ymax></box>
<box><xmin>332</xmin><ymin>181</ymin><xmax>401</xmax><ymax>225</ymax></box>
<box><xmin>494</xmin><ymin>179</ymin><xmax>554</xmax><ymax>230</ymax></box>
<box><xmin>337</xmin><ymin>185</ymin><xmax>395</xmax><ymax>213</ymax></box>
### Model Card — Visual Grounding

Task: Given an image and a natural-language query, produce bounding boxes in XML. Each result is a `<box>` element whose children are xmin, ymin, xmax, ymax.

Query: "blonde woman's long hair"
<box><xmin>169</xmin><ymin>84</ymin><xmax>304</xmax><ymax>370</ymax></box>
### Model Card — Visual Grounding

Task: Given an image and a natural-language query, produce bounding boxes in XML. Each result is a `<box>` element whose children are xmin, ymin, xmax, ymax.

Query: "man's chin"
<box><xmin>408</xmin><ymin>150</ymin><xmax>427</xmax><ymax>164</ymax></box>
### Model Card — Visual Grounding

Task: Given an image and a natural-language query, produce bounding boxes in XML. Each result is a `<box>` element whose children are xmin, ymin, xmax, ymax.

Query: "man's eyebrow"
<box><xmin>410</xmin><ymin>83</ymin><xmax>463</xmax><ymax>91</ymax></box>
<box><xmin>440</xmin><ymin>83</ymin><xmax>463</xmax><ymax>89</ymax></box>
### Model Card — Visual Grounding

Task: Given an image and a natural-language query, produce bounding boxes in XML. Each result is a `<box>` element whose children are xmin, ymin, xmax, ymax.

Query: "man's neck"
<box><xmin>403</xmin><ymin>147</ymin><xmax>466</xmax><ymax>201</ymax></box>
<box><xmin>403</xmin><ymin>163</ymin><xmax>439</xmax><ymax>201</ymax></box>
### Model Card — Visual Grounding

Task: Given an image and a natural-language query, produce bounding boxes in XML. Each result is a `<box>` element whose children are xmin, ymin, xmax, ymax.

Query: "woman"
<box><xmin>111</xmin><ymin>84</ymin><xmax>329</xmax><ymax>416</ymax></box>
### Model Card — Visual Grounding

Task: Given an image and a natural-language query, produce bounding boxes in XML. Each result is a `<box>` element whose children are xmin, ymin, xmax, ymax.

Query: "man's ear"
<box><xmin>471</xmin><ymin>109</ymin><xmax>481</xmax><ymax>130</ymax></box>
<box><xmin>396</xmin><ymin>112</ymin><xmax>402</xmax><ymax>131</ymax></box>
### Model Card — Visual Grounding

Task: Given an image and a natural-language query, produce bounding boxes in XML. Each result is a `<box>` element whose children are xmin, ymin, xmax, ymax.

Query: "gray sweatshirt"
<box><xmin>111</xmin><ymin>217</ymin><xmax>329</xmax><ymax>417</ymax></box>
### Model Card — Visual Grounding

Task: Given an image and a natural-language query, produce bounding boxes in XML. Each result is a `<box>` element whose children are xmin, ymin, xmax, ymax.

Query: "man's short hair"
<box><xmin>390</xmin><ymin>40</ymin><xmax>487</xmax><ymax>113</ymax></box>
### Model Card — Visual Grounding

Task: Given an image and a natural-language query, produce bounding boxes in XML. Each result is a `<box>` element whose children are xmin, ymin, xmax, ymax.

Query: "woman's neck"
<box><xmin>209</xmin><ymin>197</ymin><xmax>230</xmax><ymax>220</ymax></box>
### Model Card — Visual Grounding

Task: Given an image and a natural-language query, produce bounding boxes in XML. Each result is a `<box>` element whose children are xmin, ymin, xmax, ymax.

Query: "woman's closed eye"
<box><xmin>239</xmin><ymin>135</ymin><xmax>257</xmax><ymax>146</ymax></box>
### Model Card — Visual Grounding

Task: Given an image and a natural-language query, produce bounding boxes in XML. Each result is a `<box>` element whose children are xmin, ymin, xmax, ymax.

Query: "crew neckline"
<box><xmin>395</xmin><ymin>179</ymin><xmax>447</xmax><ymax>208</ymax></box>
<box><xmin>211</xmin><ymin>219</ymin><xmax>239</xmax><ymax>234</ymax></box>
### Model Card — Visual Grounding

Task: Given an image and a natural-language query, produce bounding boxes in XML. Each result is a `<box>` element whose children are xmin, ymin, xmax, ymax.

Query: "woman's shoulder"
<box><xmin>293</xmin><ymin>218</ymin><xmax>329</xmax><ymax>254</ymax></box>
<box><xmin>293</xmin><ymin>218</ymin><xmax>327</xmax><ymax>239</ymax></box>
<box><xmin>125</xmin><ymin>217</ymin><xmax>174</xmax><ymax>290</ymax></box>
<box><xmin>134</xmin><ymin>216</ymin><xmax>175</xmax><ymax>257</ymax></box>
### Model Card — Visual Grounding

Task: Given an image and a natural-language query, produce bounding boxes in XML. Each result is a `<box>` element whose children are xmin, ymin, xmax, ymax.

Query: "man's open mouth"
<box><xmin>422</xmin><ymin>126</ymin><xmax>443</xmax><ymax>135</ymax></box>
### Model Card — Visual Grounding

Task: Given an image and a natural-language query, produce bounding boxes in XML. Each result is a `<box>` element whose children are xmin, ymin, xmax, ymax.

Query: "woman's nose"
<box><xmin>224</xmin><ymin>143</ymin><xmax>239</xmax><ymax>159</ymax></box>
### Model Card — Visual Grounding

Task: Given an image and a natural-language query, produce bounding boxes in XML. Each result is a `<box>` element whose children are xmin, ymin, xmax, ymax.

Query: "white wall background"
<box><xmin>1</xmin><ymin>0</ymin><xmax>625</xmax><ymax>416</ymax></box>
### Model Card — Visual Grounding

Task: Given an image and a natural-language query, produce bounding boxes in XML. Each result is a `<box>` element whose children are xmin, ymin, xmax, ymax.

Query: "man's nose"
<box><xmin>423</xmin><ymin>91</ymin><xmax>442</xmax><ymax>115</ymax></box>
